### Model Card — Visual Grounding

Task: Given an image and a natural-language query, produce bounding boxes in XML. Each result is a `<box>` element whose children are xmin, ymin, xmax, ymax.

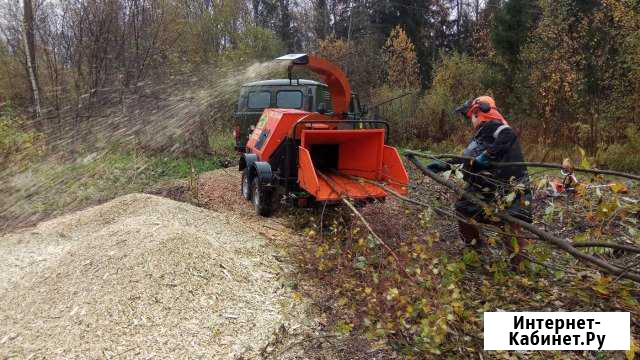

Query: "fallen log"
<box><xmin>405</xmin><ymin>153</ymin><xmax>640</xmax><ymax>283</ymax></box>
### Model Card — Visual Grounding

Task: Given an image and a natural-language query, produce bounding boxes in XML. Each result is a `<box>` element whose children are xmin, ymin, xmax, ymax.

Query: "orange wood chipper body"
<box><xmin>238</xmin><ymin>54</ymin><xmax>409</xmax><ymax>216</ymax></box>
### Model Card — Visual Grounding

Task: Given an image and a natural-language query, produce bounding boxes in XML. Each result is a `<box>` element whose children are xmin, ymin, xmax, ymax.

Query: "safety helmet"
<box><xmin>454</xmin><ymin>96</ymin><xmax>508</xmax><ymax>126</ymax></box>
<box><xmin>474</xmin><ymin>96</ymin><xmax>496</xmax><ymax>110</ymax></box>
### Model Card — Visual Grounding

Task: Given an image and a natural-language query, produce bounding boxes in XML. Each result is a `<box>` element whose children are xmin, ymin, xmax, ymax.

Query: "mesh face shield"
<box><xmin>454</xmin><ymin>99</ymin><xmax>473</xmax><ymax>117</ymax></box>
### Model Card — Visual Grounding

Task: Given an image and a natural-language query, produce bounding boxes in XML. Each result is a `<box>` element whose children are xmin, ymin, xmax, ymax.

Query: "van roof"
<box><xmin>242</xmin><ymin>79</ymin><xmax>326</xmax><ymax>87</ymax></box>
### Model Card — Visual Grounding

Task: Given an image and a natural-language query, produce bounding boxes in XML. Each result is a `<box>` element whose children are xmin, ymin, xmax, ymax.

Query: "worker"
<box><xmin>426</xmin><ymin>96</ymin><xmax>532</xmax><ymax>269</ymax></box>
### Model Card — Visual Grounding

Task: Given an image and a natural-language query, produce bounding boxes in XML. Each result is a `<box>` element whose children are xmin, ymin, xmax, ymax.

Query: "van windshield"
<box><xmin>248</xmin><ymin>91</ymin><xmax>271</xmax><ymax>109</ymax></box>
<box><xmin>276</xmin><ymin>90</ymin><xmax>303</xmax><ymax>109</ymax></box>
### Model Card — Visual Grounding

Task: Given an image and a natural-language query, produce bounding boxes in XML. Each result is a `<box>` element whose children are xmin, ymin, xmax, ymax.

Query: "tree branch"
<box><xmin>572</xmin><ymin>242</ymin><xmax>640</xmax><ymax>254</ymax></box>
<box><xmin>405</xmin><ymin>150</ymin><xmax>640</xmax><ymax>181</ymax></box>
<box><xmin>406</xmin><ymin>154</ymin><xmax>640</xmax><ymax>283</ymax></box>
<box><xmin>316</xmin><ymin>171</ymin><xmax>403</xmax><ymax>266</ymax></box>
<box><xmin>341</xmin><ymin>173</ymin><xmax>538</xmax><ymax>241</ymax></box>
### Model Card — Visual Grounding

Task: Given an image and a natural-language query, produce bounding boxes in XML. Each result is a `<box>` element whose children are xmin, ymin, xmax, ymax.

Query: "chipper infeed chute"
<box><xmin>298</xmin><ymin>128</ymin><xmax>408</xmax><ymax>201</ymax></box>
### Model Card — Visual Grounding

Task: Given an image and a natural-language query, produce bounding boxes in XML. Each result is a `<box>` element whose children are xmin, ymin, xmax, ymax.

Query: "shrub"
<box><xmin>370</xmin><ymin>86</ymin><xmax>422</xmax><ymax>146</ymax></box>
<box><xmin>0</xmin><ymin>105</ymin><xmax>42</xmax><ymax>166</ymax></box>
<box><xmin>382</xmin><ymin>26</ymin><xmax>421</xmax><ymax>89</ymax></box>
<box><xmin>221</xmin><ymin>26</ymin><xmax>284</xmax><ymax>64</ymax></box>
<box><xmin>292</xmin><ymin>202</ymin><xmax>472</xmax><ymax>356</ymax></box>
<box><xmin>418</xmin><ymin>53</ymin><xmax>491</xmax><ymax>144</ymax></box>
<box><xmin>596</xmin><ymin>125</ymin><xmax>640</xmax><ymax>172</ymax></box>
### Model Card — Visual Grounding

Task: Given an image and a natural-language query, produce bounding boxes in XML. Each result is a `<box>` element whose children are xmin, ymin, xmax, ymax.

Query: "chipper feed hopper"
<box><xmin>239</xmin><ymin>53</ymin><xmax>409</xmax><ymax>216</ymax></box>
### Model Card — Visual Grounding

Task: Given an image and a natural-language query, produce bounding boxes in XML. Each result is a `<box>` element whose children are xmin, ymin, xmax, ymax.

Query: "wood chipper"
<box><xmin>238</xmin><ymin>53</ymin><xmax>409</xmax><ymax>216</ymax></box>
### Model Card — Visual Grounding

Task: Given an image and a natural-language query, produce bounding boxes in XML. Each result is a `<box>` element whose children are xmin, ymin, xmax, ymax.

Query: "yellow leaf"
<box><xmin>292</xmin><ymin>292</ymin><xmax>303</xmax><ymax>301</ymax></box>
<box><xmin>610</xmin><ymin>182</ymin><xmax>629</xmax><ymax>194</ymax></box>
<box><xmin>335</xmin><ymin>320</ymin><xmax>353</xmax><ymax>335</ymax></box>
<box><xmin>536</xmin><ymin>177</ymin><xmax>548</xmax><ymax>190</ymax></box>
<box><xmin>386</xmin><ymin>288</ymin><xmax>399</xmax><ymax>300</ymax></box>
<box><xmin>578</xmin><ymin>147</ymin><xmax>591</xmax><ymax>169</ymax></box>
<box><xmin>452</xmin><ymin>301</ymin><xmax>464</xmax><ymax>316</ymax></box>
<box><xmin>591</xmin><ymin>284</ymin><xmax>609</xmax><ymax>296</ymax></box>
<box><xmin>627</xmin><ymin>338</ymin><xmax>637</xmax><ymax>360</ymax></box>
<box><xmin>575</xmin><ymin>183</ymin><xmax>587</xmax><ymax>196</ymax></box>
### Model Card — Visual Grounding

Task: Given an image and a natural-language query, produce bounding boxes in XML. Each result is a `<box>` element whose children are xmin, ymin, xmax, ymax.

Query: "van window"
<box><xmin>248</xmin><ymin>91</ymin><xmax>271</xmax><ymax>109</ymax></box>
<box><xmin>276</xmin><ymin>90</ymin><xmax>303</xmax><ymax>109</ymax></box>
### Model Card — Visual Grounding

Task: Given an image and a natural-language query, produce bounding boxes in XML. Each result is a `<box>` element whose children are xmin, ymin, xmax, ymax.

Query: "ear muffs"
<box><xmin>478</xmin><ymin>102</ymin><xmax>491</xmax><ymax>113</ymax></box>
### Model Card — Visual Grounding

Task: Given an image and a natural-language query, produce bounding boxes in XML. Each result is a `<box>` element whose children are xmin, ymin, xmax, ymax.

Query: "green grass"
<box><xmin>1</xmin><ymin>128</ymin><xmax>239</xmax><ymax>231</ymax></box>
<box><xmin>209</xmin><ymin>130</ymin><xmax>237</xmax><ymax>165</ymax></box>
<box><xmin>2</xmin><ymin>149</ymin><xmax>224</xmax><ymax>230</ymax></box>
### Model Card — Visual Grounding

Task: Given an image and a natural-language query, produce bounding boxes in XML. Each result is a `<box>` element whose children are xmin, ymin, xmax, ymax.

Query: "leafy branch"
<box><xmin>406</xmin><ymin>153</ymin><xmax>640</xmax><ymax>283</ymax></box>
<box><xmin>405</xmin><ymin>150</ymin><xmax>640</xmax><ymax>181</ymax></box>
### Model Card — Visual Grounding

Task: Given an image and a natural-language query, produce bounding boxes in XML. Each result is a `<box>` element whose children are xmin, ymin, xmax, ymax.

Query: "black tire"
<box><xmin>251</xmin><ymin>177</ymin><xmax>273</xmax><ymax>217</ymax></box>
<box><xmin>241</xmin><ymin>170</ymin><xmax>252</xmax><ymax>201</ymax></box>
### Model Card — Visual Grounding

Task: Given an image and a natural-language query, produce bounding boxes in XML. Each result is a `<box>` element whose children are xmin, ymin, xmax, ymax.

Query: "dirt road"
<box><xmin>0</xmin><ymin>169</ymin><xmax>348</xmax><ymax>359</ymax></box>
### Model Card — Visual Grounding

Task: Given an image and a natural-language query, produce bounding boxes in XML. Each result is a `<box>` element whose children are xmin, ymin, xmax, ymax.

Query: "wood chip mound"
<box><xmin>0</xmin><ymin>193</ymin><xmax>313</xmax><ymax>359</ymax></box>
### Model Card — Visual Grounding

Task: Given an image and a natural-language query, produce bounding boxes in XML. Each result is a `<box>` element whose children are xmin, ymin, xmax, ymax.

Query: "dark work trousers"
<box><xmin>455</xmin><ymin>191</ymin><xmax>532</xmax><ymax>247</ymax></box>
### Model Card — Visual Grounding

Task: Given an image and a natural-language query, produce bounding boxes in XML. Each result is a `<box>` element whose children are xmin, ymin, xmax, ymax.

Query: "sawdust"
<box><xmin>0</xmin><ymin>193</ymin><xmax>319</xmax><ymax>359</ymax></box>
<box><xmin>0</xmin><ymin>168</ymin><xmax>391</xmax><ymax>359</ymax></box>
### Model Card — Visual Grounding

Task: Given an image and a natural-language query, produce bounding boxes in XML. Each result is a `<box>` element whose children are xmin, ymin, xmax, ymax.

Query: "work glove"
<box><xmin>472</xmin><ymin>152</ymin><xmax>490</xmax><ymax>170</ymax></box>
<box><xmin>426</xmin><ymin>161</ymin><xmax>450</xmax><ymax>173</ymax></box>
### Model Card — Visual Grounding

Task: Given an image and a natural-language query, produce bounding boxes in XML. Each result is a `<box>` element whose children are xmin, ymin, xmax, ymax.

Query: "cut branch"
<box><xmin>406</xmin><ymin>154</ymin><xmax>640</xmax><ymax>283</ymax></box>
<box><xmin>572</xmin><ymin>242</ymin><xmax>640</xmax><ymax>254</ymax></box>
<box><xmin>341</xmin><ymin>173</ymin><xmax>537</xmax><ymax>241</ymax></box>
<box><xmin>405</xmin><ymin>150</ymin><xmax>640</xmax><ymax>181</ymax></box>
<box><xmin>316</xmin><ymin>171</ymin><xmax>402</xmax><ymax>266</ymax></box>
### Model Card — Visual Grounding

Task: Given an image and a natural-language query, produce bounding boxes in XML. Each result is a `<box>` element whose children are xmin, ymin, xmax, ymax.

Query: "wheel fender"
<box><xmin>251</xmin><ymin>161</ymin><xmax>273</xmax><ymax>186</ymax></box>
<box><xmin>239</xmin><ymin>153</ymin><xmax>258</xmax><ymax>171</ymax></box>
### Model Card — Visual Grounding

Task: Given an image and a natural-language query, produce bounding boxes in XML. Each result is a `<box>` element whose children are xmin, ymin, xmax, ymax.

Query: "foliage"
<box><xmin>316</xmin><ymin>35</ymin><xmax>384</xmax><ymax>98</ymax></box>
<box><xmin>0</xmin><ymin>46</ymin><xmax>28</xmax><ymax>107</ymax></box>
<box><xmin>1</xmin><ymin>150</ymin><xmax>222</xmax><ymax>230</ymax></box>
<box><xmin>209</xmin><ymin>130</ymin><xmax>237</xmax><ymax>166</ymax></box>
<box><xmin>520</xmin><ymin>0</ymin><xmax>583</xmax><ymax>140</ymax></box>
<box><xmin>291</xmin><ymin>202</ymin><xmax>463</xmax><ymax>355</ymax></box>
<box><xmin>2</xmin><ymin>0</ymin><xmax>639</xmax><ymax>157</ymax></box>
<box><xmin>471</xmin><ymin>0</ymin><xmax>500</xmax><ymax>59</ymax></box>
<box><xmin>372</xmin><ymin>53</ymin><xmax>490</xmax><ymax>148</ymax></box>
<box><xmin>382</xmin><ymin>26</ymin><xmax>421</xmax><ymax>90</ymax></box>
<box><xmin>516</xmin><ymin>0</ymin><xmax>640</xmax><ymax>151</ymax></box>
<box><xmin>369</xmin><ymin>86</ymin><xmax>421</xmax><ymax>146</ymax></box>
<box><xmin>317</xmin><ymin>35</ymin><xmax>353</xmax><ymax>68</ymax></box>
<box><xmin>291</xmin><ymin>172</ymin><xmax>640</xmax><ymax>357</ymax></box>
<box><xmin>597</xmin><ymin>125</ymin><xmax>640</xmax><ymax>172</ymax></box>
<box><xmin>419</xmin><ymin>53</ymin><xmax>490</xmax><ymax>143</ymax></box>
<box><xmin>0</xmin><ymin>105</ymin><xmax>42</xmax><ymax>166</ymax></box>
<box><xmin>604</xmin><ymin>0</ymin><xmax>640</xmax><ymax>125</ymax></box>
<box><xmin>219</xmin><ymin>26</ymin><xmax>284</xmax><ymax>65</ymax></box>
<box><xmin>491</xmin><ymin>0</ymin><xmax>538</xmax><ymax>65</ymax></box>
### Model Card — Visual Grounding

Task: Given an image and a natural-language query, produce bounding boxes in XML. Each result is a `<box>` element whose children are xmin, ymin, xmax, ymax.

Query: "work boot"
<box><xmin>458</xmin><ymin>221</ymin><xmax>485</xmax><ymax>249</ymax></box>
<box><xmin>502</xmin><ymin>224</ymin><xmax>530</xmax><ymax>272</ymax></box>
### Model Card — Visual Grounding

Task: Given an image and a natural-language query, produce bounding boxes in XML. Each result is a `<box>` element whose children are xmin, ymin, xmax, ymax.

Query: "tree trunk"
<box><xmin>278</xmin><ymin>0</ymin><xmax>293</xmax><ymax>51</ymax></box>
<box><xmin>23</xmin><ymin>0</ymin><xmax>41</xmax><ymax>122</ymax></box>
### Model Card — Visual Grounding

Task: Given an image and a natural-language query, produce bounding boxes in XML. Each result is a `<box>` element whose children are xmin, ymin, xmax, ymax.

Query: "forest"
<box><xmin>1</xmin><ymin>0</ymin><xmax>640</xmax><ymax>168</ymax></box>
<box><xmin>1</xmin><ymin>0</ymin><xmax>640</xmax><ymax>358</ymax></box>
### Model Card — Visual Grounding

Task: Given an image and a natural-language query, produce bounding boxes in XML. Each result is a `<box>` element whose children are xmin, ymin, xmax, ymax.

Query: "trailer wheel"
<box><xmin>251</xmin><ymin>177</ymin><xmax>273</xmax><ymax>217</ymax></box>
<box><xmin>241</xmin><ymin>170</ymin><xmax>252</xmax><ymax>201</ymax></box>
